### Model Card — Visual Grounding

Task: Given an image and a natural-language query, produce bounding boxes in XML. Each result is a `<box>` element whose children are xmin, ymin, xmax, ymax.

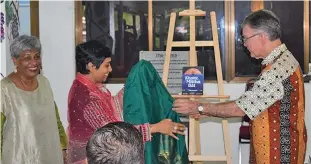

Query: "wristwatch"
<box><xmin>198</xmin><ymin>104</ymin><xmax>204</xmax><ymax>115</ymax></box>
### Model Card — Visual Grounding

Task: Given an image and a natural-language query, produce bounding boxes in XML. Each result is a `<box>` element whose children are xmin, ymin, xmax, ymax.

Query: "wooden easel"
<box><xmin>161</xmin><ymin>1</ymin><xmax>232</xmax><ymax>163</ymax></box>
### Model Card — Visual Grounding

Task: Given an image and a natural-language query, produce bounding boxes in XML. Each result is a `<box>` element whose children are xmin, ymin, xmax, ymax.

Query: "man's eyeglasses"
<box><xmin>242</xmin><ymin>33</ymin><xmax>261</xmax><ymax>43</ymax></box>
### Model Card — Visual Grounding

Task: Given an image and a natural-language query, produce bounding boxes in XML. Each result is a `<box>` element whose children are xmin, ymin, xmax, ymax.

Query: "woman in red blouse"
<box><xmin>66</xmin><ymin>40</ymin><xmax>185</xmax><ymax>164</ymax></box>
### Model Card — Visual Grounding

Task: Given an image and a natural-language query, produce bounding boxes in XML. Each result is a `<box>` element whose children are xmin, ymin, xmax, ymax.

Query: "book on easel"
<box><xmin>182</xmin><ymin>66</ymin><xmax>204</xmax><ymax>95</ymax></box>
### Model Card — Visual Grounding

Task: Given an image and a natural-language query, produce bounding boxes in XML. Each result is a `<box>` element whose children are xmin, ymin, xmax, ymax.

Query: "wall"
<box><xmin>38</xmin><ymin>2</ymin><xmax>311</xmax><ymax>164</ymax></box>
<box><xmin>39</xmin><ymin>1</ymin><xmax>76</xmax><ymax>133</ymax></box>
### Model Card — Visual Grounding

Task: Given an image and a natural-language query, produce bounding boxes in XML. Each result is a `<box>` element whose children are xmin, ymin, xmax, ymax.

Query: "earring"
<box><xmin>13</xmin><ymin>65</ymin><xmax>17</xmax><ymax>73</ymax></box>
<box><xmin>39</xmin><ymin>65</ymin><xmax>44</xmax><ymax>74</ymax></box>
<box><xmin>40</xmin><ymin>68</ymin><xmax>44</xmax><ymax>74</ymax></box>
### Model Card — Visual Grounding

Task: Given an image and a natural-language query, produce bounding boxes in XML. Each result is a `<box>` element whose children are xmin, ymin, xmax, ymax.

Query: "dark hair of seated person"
<box><xmin>75</xmin><ymin>40</ymin><xmax>112</xmax><ymax>74</ymax></box>
<box><xmin>86</xmin><ymin>122</ymin><xmax>144</xmax><ymax>164</ymax></box>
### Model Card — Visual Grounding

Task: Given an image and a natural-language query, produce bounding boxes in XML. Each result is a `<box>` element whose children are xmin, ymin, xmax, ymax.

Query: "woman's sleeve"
<box><xmin>54</xmin><ymin>102</ymin><xmax>68</xmax><ymax>150</ymax></box>
<box><xmin>1</xmin><ymin>87</ymin><xmax>7</xmax><ymax>159</ymax></box>
<box><xmin>134</xmin><ymin>123</ymin><xmax>152</xmax><ymax>142</ymax></box>
<box><xmin>1</xmin><ymin>112</ymin><xmax>6</xmax><ymax>159</ymax></box>
<box><xmin>114</xmin><ymin>87</ymin><xmax>124</xmax><ymax>111</ymax></box>
<box><xmin>1</xmin><ymin>113</ymin><xmax>5</xmax><ymax>134</ymax></box>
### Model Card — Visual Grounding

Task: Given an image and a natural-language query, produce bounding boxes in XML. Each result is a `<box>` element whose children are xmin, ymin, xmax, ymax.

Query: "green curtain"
<box><xmin>123</xmin><ymin>60</ymin><xmax>189</xmax><ymax>164</ymax></box>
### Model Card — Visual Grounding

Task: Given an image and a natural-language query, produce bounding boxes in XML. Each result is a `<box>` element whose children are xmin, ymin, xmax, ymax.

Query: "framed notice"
<box><xmin>139</xmin><ymin>51</ymin><xmax>189</xmax><ymax>94</ymax></box>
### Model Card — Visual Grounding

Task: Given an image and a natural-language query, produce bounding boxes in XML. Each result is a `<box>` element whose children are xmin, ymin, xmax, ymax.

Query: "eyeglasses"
<box><xmin>242</xmin><ymin>33</ymin><xmax>261</xmax><ymax>43</ymax></box>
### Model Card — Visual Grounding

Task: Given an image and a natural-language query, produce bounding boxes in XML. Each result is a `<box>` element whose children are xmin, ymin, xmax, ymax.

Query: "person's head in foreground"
<box><xmin>75</xmin><ymin>40</ymin><xmax>112</xmax><ymax>83</ymax></box>
<box><xmin>86</xmin><ymin>122</ymin><xmax>144</xmax><ymax>164</ymax></box>
<box><xmin>241</xmin><ymin>9</ymin><xmax>282</xmax><ymax>59</ymax></box>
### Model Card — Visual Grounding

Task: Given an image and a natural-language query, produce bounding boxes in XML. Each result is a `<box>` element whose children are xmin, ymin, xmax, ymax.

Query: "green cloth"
<box><xmin>123</xmin><ymin>60</ymin><xmax>189</xmax><ymax>164</ymax></box>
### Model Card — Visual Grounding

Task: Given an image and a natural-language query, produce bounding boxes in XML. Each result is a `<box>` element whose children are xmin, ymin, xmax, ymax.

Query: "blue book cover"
<box><xmin>182</xmin><ymin>66</ymin><xmax>204</xmax><ymax>95</ymax></box>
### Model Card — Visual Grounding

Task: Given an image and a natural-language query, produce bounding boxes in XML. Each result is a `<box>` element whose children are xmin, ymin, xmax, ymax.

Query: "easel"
<box><xmin>161</xmin><ymin>1</ymin><xmax>232</xmax><ymax>163</ymax></box>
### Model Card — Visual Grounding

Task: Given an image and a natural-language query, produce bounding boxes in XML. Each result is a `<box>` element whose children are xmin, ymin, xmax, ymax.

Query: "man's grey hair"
<box><xmin>86</xmin><ymin>122</ymin><xmax>144</xmax><ymax>164</ymax></box>
<box><xmin>241</xmin><ymin>9</ymin><xmax>281</xmax><ymax>41</ymax></box>
<box><xmin>10</xmin><ymin>35</ymin><xmax>41</xmax><ymax>59</ymax></box>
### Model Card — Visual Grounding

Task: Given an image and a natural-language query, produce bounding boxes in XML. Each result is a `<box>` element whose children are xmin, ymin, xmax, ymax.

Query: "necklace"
<box><xmin>20</xmin><ymin>78</ymin><xmax>30</xmax><ymax>89</ymax></box>
<box><xmin>19</xmin><ymin>75</ymin><xmax>37</xmax><ymax>90</ymax></box>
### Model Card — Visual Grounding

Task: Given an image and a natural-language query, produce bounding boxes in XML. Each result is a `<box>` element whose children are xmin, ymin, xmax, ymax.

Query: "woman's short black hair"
<box><xmin>76</xmin><ymin>40</ymin><xmax>112</xmax><ymax>74</ymax></box>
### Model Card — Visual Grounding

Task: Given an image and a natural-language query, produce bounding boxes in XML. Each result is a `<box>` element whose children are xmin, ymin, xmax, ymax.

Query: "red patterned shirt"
<box><xmin>236</xmin><ymin>44</ymin><xmax>307</xmax><ymax>164</ymax></box>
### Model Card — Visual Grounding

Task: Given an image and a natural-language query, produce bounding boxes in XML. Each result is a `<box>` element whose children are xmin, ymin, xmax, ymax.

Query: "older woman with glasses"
<box><xmin>1</xmin><ymin>35</ymin><xmax>68</xmax><ymax>164</ymax></box>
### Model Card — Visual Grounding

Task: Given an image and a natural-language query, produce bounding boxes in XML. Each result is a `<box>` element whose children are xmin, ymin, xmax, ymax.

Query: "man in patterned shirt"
<box><xmin>172</xmin><ymin>9</ymin><xmax>307</xmax><ymax>164</ymax></box>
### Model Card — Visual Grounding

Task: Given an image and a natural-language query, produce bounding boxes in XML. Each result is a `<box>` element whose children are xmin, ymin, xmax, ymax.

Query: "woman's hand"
<box><xmin>150</xmin><ymin>119</ymin><xmax>186</xmax><ymax>140</ymax></box>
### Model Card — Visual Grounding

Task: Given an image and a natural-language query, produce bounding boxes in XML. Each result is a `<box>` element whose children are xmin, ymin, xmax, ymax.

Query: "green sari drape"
<box><xmin>123</xmin><ymin>60</ymin><xmax>189</xmax><ymax>164</ymax></box>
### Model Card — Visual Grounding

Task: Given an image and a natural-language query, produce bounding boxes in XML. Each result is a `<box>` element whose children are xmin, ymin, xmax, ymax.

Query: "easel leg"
<box><xmin>189</xmin><ymin>117</ymin><xmax>202</xmax><ymax>164</ymax></box>
<box><xmin>222</xmin><ymin>119</ymin><xmax>232</xmax><ymax>164</ymax></box>
<box><xmin>189</xmin><ymin>117</ymin><xmax>196</xmax><ymax>156</ymax></box>
<box><xmin>162</xmin><ymin>12</ymin><xmax>176</xmax><ymax>86</ymax></box>
<box><xmin>194</xmin><ymin>119</ymin><xmax>202</xmax><ymax>164</ymax></box>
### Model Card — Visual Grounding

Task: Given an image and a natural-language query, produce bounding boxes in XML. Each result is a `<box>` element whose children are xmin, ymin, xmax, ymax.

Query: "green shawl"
<box><xmin>123</xmin><ymin>60</ymin><xmax>189</xmax><ymax>164</ymax></box>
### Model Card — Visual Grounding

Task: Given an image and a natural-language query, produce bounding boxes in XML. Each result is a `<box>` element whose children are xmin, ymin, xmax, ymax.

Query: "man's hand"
<box><xmin>172</xmin><ymin>99</ymin><xmax>200</xmax><ymax>115</ymax></box>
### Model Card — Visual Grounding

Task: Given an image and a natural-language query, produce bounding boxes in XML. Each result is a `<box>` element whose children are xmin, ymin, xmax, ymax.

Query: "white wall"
<box><xmin>38</xmin><ymin>2</ymin><xmax>311</xmax><ymax>164</ymax></box>
<box><xmin>39</xmin><ymin>1</ymin><xmax>76</xmax><ymax>130</ymax></box>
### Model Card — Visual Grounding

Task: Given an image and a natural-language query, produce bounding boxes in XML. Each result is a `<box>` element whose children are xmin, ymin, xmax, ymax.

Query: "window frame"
<box><xmin>30</xmin><ymin>1</ymin><xmax>39</xmax><ymax>38</ymax></box>
<box><xmin>73</xmin><ymin>0</ymin><xmax>310</xmax><ymax>83</ymax></box>
<box><xmin>228</xmin><ymin>0</ymin><xmax>310</xmax><ymax>82</ymax></box>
